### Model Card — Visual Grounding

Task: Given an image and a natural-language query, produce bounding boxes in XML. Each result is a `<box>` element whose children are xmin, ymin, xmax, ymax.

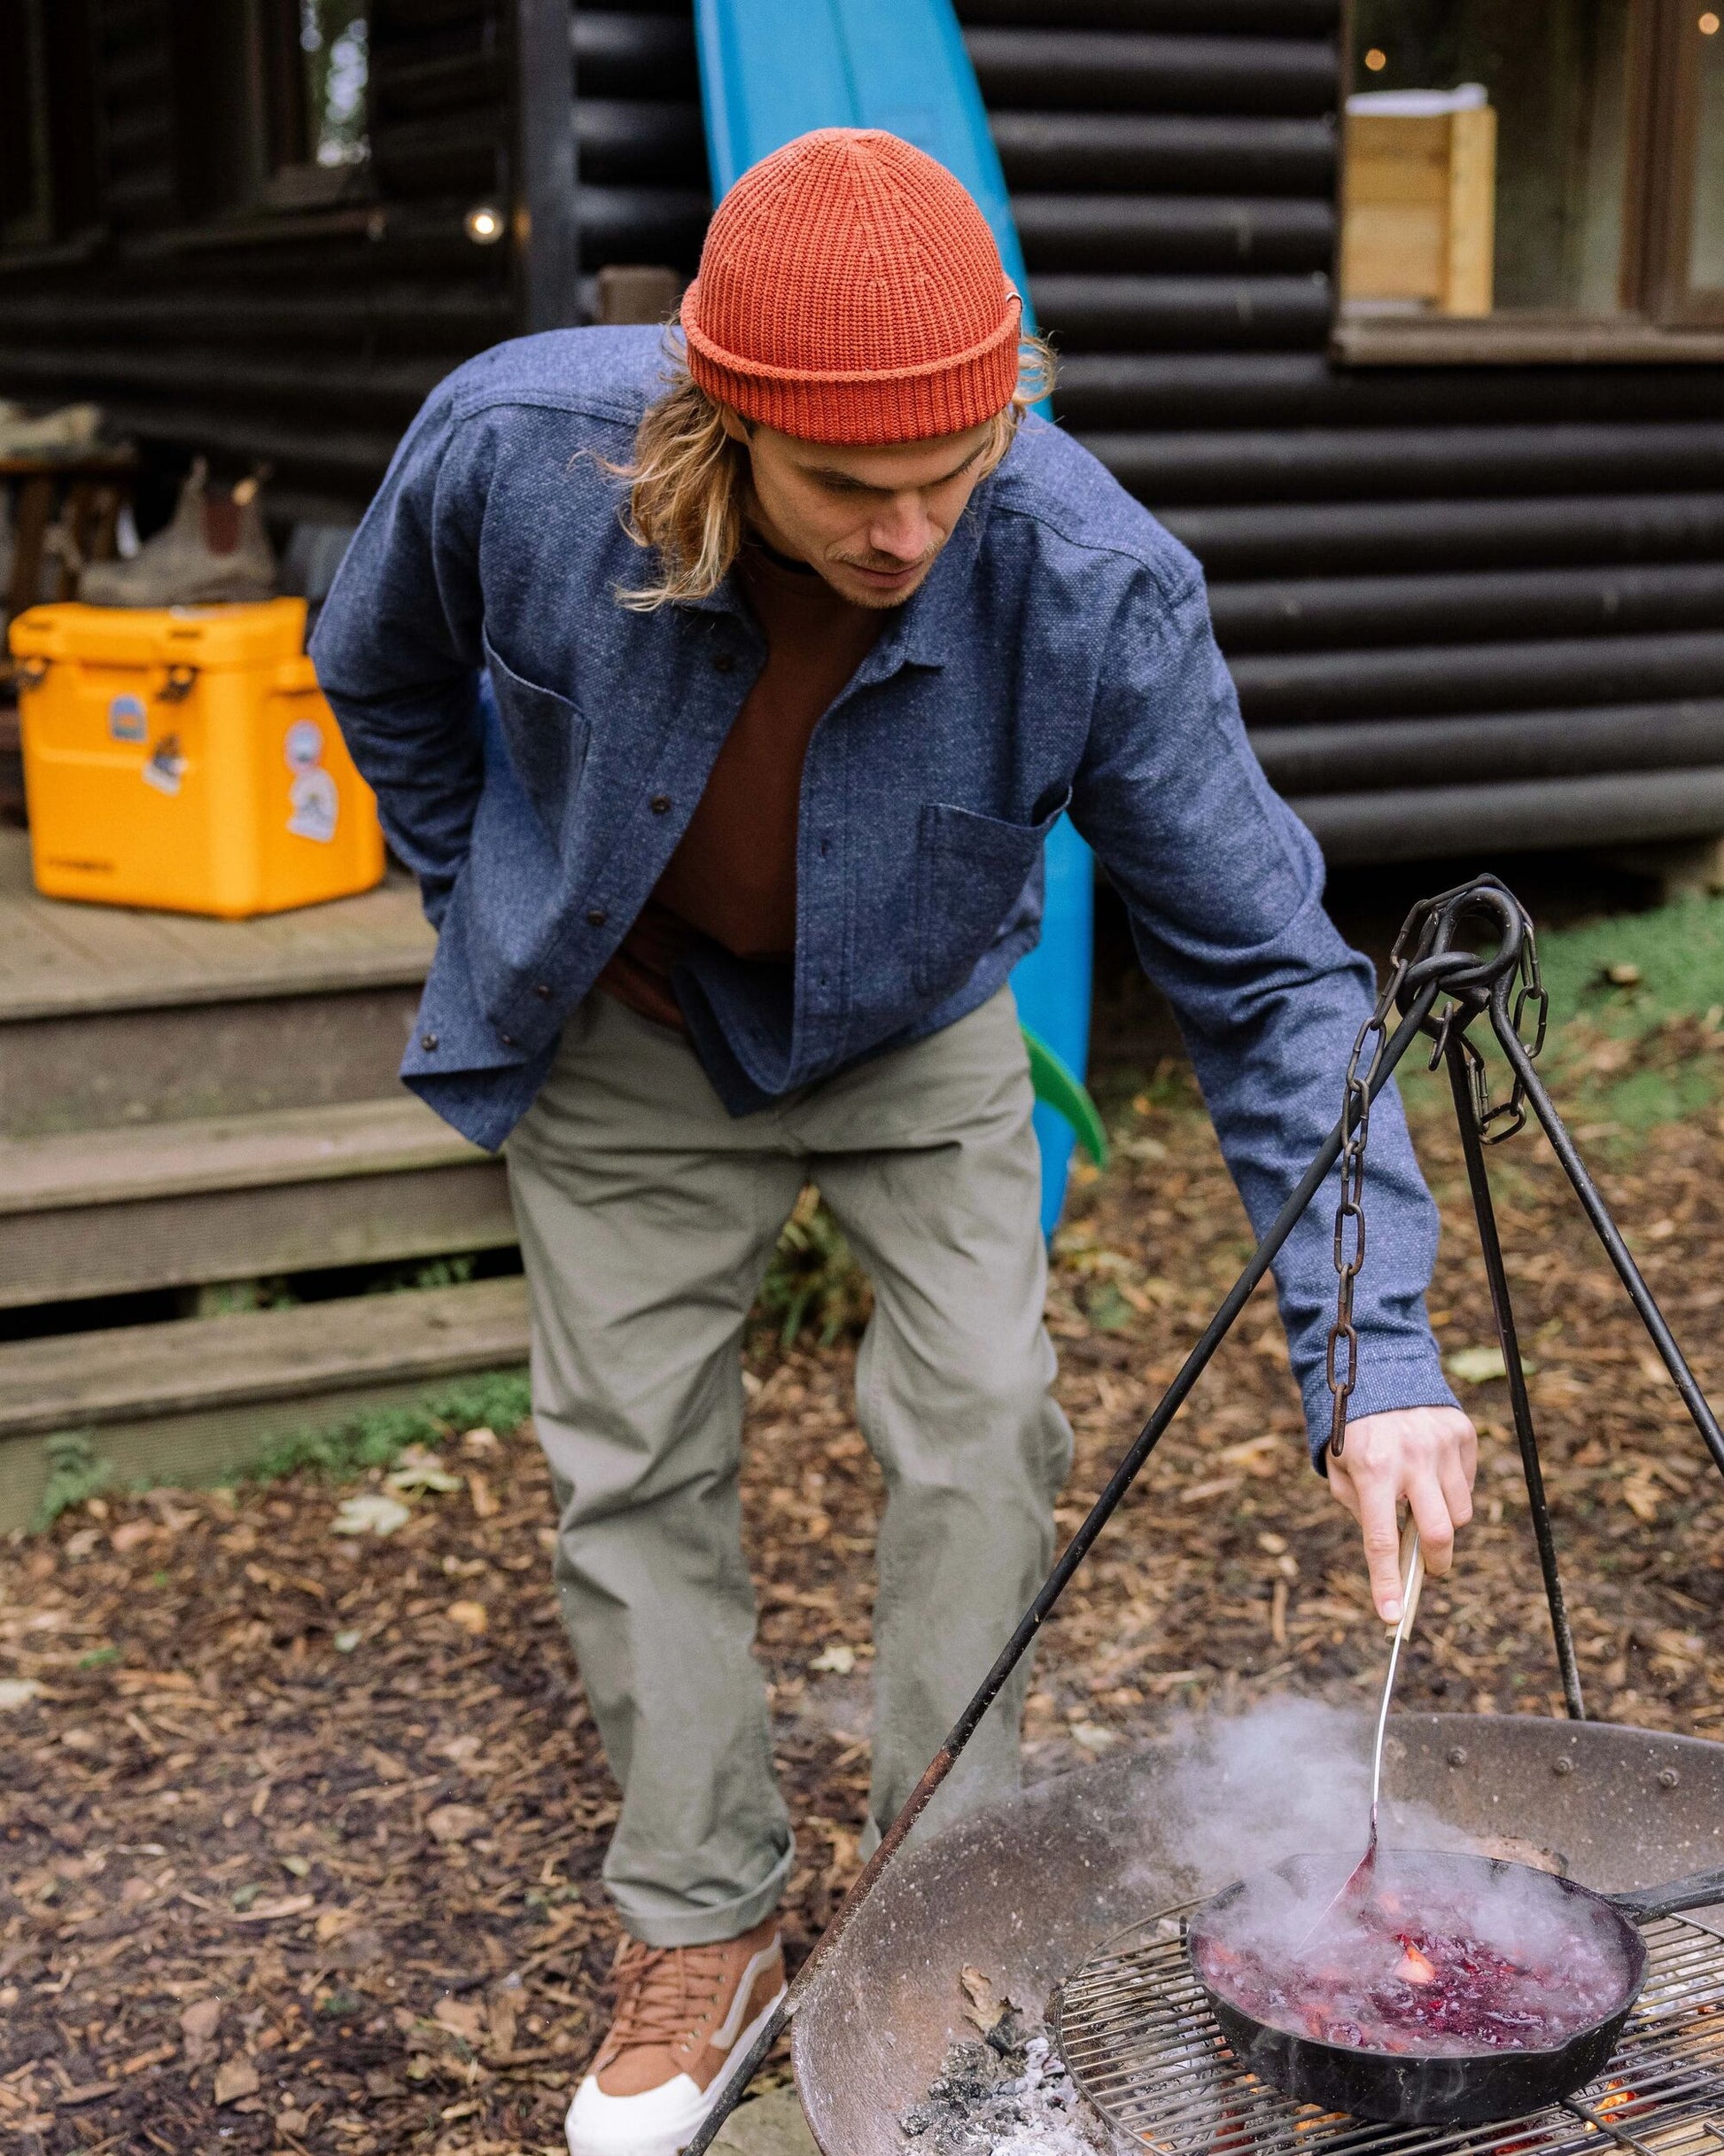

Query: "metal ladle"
<box><xmin>1301</xmin><ymin>1520</ymin><xmax>1425</xmax><ymax>1944</ymax></box>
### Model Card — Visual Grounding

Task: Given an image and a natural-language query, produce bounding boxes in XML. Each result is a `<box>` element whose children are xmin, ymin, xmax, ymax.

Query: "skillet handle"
<box><xmin>1609</xmin><ymin>1866</ymin><xmax>1724</xmax><ymax>1921</ymax></box>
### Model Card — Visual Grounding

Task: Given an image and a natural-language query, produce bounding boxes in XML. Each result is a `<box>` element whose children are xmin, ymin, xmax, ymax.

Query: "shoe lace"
<box><xmin>609</xmin><ymin>1940</ymin><xmax>734</xmax><ymax>2051</ymax></box>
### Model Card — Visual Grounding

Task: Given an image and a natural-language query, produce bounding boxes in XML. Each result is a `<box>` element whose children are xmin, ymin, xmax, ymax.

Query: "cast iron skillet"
<box><xmin>1185</xmin><ymin>1849</ymin><xmax>1724</xmax><ymax>2126</ymax></box>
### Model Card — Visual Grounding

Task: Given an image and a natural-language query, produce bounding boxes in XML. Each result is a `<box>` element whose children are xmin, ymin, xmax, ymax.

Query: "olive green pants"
<box><xmin>505</xmin><ymin>987</ymin><xmax>1072</xmax><ymax>1947</ymax></box>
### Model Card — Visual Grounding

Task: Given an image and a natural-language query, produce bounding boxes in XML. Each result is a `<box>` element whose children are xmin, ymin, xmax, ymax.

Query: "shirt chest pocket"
<box><xmin>912</xmin><ymin>790</ymin><xmax>1071</xmax><ymax>999</ymax></box>
<box><xmin>481</xmin><ymin>627</ymin><xmax>590</xmax><ymax>836</ymax></box>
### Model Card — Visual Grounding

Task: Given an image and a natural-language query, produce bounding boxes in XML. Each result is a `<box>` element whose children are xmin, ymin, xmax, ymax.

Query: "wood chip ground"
<box><xmin>4</xmin><ymin>1063</ymin><xmax>1720</xmax><ymax>2154</ymax></box>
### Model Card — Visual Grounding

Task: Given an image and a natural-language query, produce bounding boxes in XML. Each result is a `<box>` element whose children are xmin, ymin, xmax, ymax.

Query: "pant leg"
<box><xmin>791</xmin><ymin>988</ymin><xmax>1074</xmax><ymax>1847</ymax></box>
<box><xmin>506</xmin><ymin>994</ymin><xmax>807</xmax><ymax>1947</ymax></box>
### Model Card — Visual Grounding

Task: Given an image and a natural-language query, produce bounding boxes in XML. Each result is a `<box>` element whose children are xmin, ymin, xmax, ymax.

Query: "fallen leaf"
<box><xmin>462</xmin><ymin>1426</ymin><xmax>500</xmax><ymax>1453</ymax></box>
<box><xmin>1444</xmin><ymin>1344</ymin><xmax>1537</xmax><ymax>1385</ymax></box>
<box><xmin>1069</xmin><ymin>1721</ymin><xmax>1120</xmax><ymax>1753</ymax></box>
<box><xmin>809</xmin><ymin>1643</ymin><xmax>855</xmax><ymax>1675</ymax></box>
<box><xmin>426</xmin><ymin>1804</ymin><xmax>487</xmax><ymax>1845</ymax></box>
<box><xmin>332</xmin><ymin>1628</ymin><xmax>361</xmax><ymax>1653</ymax></box>
<box><xmin>467</xmin><ymin>1470</ymin><xmax>499</xmax><ymax>1518</ymax></box>
<box><xmin>213</xmin><ymin>2055</ymin><xmax>260</xmax><ymax>2106</ymax></box>
<box><xmin>110</xmin><ymin>1521</ymin><xmax>155</xmax><ymax>1553</ymax></box>
<box><xmin>181</xmin><ymin>1997</ymin><xmax>222</xmax><ymax>2044</ymax></box>
<box><xmin>330</xmin><ymin>1493</ymin><xmax>411</xmax><ymax>1538</ymax></box>
<box><xmin>0</xmin><ymin>1679</ymin><xmax>43</xmax><ymax>1711</ymax></box>
<box><xmin>433</xmin><ymin>1996</ymin><xmax>487</xmax><ymax>2043</ymax></box>
<box><xmin>488</xmin><ymin>1987</ymin><xmax>518</xmax><ymax>2055</ymax></box>
<box><xmin>445</xmin><ymin>1599</ymin><xmax>489</xmax><ymax>1637</ymax></box>
<box><xmin>959</xmin><ymin>1964</ymin><xmax>1006</xmax><ymax>2035</ymax></box>
<box><xmin>386</xmin><ymin>1446</ymin><xmax>462</xmax><ymax>1496</ymax></box>
<box><xmin>1621</xmin><ymin>1477</ymin><xmax>1662</xmax><ymax>1524</ymax></box>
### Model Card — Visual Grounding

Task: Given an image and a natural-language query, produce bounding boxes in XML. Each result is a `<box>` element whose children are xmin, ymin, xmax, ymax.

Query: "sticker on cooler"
<box><xmin>142</xmin><ymin>734</ymin><xmax>186</xmax><ymax>796</ymax></box>
<box><xmin>284</xmin><ymin>718</ymin><xmax>338</xmax><ymax>844</ymax></box>
<box><xmin>108</xmin><ymin>691</ymin><xmax>148</xmax><ymax>743</ymax></box>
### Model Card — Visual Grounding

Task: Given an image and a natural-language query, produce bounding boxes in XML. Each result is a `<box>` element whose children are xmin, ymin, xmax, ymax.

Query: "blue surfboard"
<box><xmin>693</xmin><ymin>0</ymin><xmax>1098</xmax><ymax>1234</ymax></box>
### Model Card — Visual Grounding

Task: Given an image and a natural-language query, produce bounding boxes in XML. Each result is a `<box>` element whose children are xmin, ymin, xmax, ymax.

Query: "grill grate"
<box><xmin>1052</xmin><ymin>1911</ymin><xmax>1724</xmax><ymax>2156</ymax></box>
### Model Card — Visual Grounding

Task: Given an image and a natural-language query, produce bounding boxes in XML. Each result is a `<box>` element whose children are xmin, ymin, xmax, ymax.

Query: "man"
<box><xmin>314</xmin><ymin>128</ymin><xmax>1476</xmax><ymax>2156</ymax></box>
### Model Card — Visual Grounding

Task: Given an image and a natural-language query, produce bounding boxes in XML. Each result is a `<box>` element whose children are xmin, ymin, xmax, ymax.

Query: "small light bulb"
<box><xmin>464</xmin><ymin>204</ymin><xmax>505</xmax><ymax>245</ymax></box>
<box><xmin>1702</xmin><ymin>11</ymin><xmax>1720</xmax><ymax>31</ymax></box>
<box><xmin>1364</xmin><ymin>46</ymin><xmax>1388</xmax><ymax>70</ymax></box>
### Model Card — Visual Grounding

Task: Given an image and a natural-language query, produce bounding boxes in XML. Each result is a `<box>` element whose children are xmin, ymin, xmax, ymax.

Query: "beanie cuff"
<box><xmin>681</xmin><ymin>285</ymin><xmax>1023</xmax><ymax>444</ymax></box>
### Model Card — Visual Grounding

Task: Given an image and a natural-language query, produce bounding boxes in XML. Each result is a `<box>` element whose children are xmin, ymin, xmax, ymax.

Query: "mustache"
<box><xmin>829</xmin><ymin>542</ymin><xmax>940</xmax><ymax>576</ymax></box>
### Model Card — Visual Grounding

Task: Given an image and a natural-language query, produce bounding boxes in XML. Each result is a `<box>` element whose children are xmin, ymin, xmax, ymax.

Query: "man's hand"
<box><xmin>1326</xmin><ymin>1406</ymin><xmax>1478</xmax><ymax>1621</ymax></box>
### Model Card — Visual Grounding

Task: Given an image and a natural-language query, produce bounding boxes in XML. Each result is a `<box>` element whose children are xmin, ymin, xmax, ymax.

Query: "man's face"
<box><xmin>725</xmin><ymin>410</ymin><xmax>1002</xmax><ymax>610</ymax></box>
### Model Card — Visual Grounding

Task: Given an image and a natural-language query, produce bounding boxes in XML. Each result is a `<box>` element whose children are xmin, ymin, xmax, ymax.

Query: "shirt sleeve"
<box><xmin>309</xmin><ymin>374</ymin><xmax>492</xmax><ymax>927</ymax></box>
<box><xmin>1068</xmin><ymin>562</ymin><xmax>1460</xmax><ymax>1461</ymax></box>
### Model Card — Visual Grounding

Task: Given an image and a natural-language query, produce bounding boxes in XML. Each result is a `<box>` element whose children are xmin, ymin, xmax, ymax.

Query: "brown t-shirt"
<box><xmin>598</xmin><ymin>544</ymin><xmax>882</xmax><ymax>1029</ymax></box>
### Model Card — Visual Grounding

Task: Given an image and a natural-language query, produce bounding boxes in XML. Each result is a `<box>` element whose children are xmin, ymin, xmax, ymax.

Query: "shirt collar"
<box><xmin>680</xmin><ymin>484</ymin><xmax>988</xmax><ymax>673</ymax></box>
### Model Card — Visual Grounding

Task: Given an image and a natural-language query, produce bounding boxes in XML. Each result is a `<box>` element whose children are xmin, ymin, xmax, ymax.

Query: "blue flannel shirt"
<box><xmin>311</xmin><ymin>326</ymin><xmax>1458</xmax><ymax>1455</ymax></box>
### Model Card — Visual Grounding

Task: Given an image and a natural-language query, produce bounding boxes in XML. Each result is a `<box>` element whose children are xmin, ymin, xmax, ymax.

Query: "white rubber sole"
<box><xmin>564</xmin><ymin>1981</ymin><xmax>788</xmax><ymax>2156</ymax></box>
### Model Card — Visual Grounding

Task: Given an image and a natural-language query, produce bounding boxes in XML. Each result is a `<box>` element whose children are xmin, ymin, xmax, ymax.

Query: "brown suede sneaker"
<box><xmin>565</xmin><ymin>1915</ymin><xmax>785</xmax><ymax>2156</ymax></box>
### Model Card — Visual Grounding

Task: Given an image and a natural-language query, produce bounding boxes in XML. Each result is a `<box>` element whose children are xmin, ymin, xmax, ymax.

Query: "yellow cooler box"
<box><xmin>9</xmin><ymin>598</ymin><xmax>384</xmax><ymax>918</ymax></box>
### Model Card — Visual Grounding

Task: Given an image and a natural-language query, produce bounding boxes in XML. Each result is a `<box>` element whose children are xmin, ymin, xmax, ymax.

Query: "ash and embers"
<box><xmin>901</xmin><ymin>2021</ymin><xmax>1132</xmax><ymax>2156</ymax></box>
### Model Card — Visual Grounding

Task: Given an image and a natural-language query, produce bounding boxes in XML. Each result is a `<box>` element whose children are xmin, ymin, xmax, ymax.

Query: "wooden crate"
<box><xmin>1341</xmin><ymin>105</ymin><xmax>1497</xmax><ymax>315</ymax></box>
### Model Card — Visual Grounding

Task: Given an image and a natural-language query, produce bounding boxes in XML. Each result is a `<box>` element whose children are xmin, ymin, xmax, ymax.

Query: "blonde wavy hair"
<box><xmin>609</xmin><ymin>331</ymin><xmax>1058</xmax><ymax>611</ymax></box>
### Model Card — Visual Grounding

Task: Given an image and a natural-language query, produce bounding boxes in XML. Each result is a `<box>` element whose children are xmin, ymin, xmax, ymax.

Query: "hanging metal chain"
<box><xmin>1326</xmin><ymin>952</ymin><xmax>1409</xmax><ymax>1459</ymax></box>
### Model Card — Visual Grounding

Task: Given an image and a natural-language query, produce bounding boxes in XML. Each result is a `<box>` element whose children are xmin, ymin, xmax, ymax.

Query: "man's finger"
<box><xmin>1326</xmin><ymin>1455</ymin><xmax>1363</xmax><ymax>1524</ymax></box>
<box><xmin>1438</xmin><ymin>1448</ymin><xmax>1474</xmax><ymax>1530</ymax></box>
<box><xmin>1407</xmin><ymin>1469</ymin><xmax>1456</xmax><ymax>1576</ymax></box>
<box><xmin>1356</xmin><ymin>1475</ymin><xmax>1406</xmax><ymax>1621</ymax></box>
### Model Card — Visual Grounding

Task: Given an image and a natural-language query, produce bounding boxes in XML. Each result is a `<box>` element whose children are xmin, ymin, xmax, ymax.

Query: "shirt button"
<box><xmin>533</xmin><ymin>983</ymin><xmax>552</xmax><ymax>1000</ymax></box>
<box><xmin>650</xmin><ymin>794</ymin><xmax>672</xmax><ymax>814</ymax></box>
<box><xmin>586</xmin><ymin>907</ymin><xmax>608</xmax><ymax>927</ymax></box>
<box><xmin>712</xmin><ymin>652</ymin><xmax>736</xmax><ymax>673</ymax></box>
<box><xmin>420</xmin><ymin>1031</ymin><xmax>439</xmax><ymax>1051</ymax></box>
<box><xmin>501</xmin><ymin>1031</ymin><xmax>517</xmax><ymax>1047</ymax></box>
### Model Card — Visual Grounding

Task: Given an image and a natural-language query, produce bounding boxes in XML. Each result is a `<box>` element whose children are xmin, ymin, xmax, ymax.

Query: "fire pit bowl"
<box><xmin>790</xmin><ymin>1715</ymin><xmax>1724</xmax><ymax>2156</ymax></box>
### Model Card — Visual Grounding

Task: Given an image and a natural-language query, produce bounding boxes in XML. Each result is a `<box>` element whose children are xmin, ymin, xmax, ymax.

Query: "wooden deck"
<box><xmin>0</xmin><ymin>824</ymin><xmax>434</xmax><ymax>1022</ymax></box>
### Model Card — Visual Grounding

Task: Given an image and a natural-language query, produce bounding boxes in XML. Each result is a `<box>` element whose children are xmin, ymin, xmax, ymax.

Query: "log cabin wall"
<box><xmin>959</xmin><ymin>0</ymin><xmax>1724</xmax><ymax>860</ymax></box>
<box><xmin>0</xmin><ymin>0</ymin><xmax>710</xmax><ymax>530</ymax></box>
<box><xmin>3</xmin><ymin>0</ymin><xmax>1723</xmax><ymax>860</ymax></box>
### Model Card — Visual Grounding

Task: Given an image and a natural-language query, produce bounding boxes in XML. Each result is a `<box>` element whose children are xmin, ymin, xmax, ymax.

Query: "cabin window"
<box><xmin>1337</xmin><ymin>0</ymin><xmax>1724</xmax><ymax>357</ymax></box>
<box><xmin>258</xmin><ymin>0</ymin><xmax>371</xmax><ymax>209</ymax></box>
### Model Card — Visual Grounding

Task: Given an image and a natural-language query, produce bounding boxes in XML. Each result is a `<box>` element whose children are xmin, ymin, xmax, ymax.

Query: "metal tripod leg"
<box><xmin>1442</xmin><ymin>1036</ymin><xmax>1587</xmax><ymax>1722</ymax></box>
<box><xmin>1493</xmin><ymin>1020</ymin><xmax>1724</xmax><ymax>1484</ymax></box>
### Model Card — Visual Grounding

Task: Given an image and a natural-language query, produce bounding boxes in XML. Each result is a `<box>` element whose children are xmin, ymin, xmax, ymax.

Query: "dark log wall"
<box><xmin>0</xmin><ymin>1</ymin><xmax>710</xmax><ymax>530</ymax></box>
<box><xmin>4</xmin><ymin>0</ymin><xmax>1723</xmax><ymax>859</ymax></box>
<box><xmin>960</xmin><ymin>0</ymin><xmax>1724</xmax><ymax>859</ymax></box>
<box><xmin>0</xmin><ymin>3</ymin><xmax>512</xmax><ymax>525</ymax></box>
<box><xmin>573</xmin><ymin>0</ymin><xmax>708</xmax><ymax>308</ymax></box>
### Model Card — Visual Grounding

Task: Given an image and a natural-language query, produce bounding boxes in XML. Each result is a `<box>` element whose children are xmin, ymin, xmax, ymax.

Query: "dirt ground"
<box><xmin>4</xmin><ymin>1038</ymin><xmax>1723</xmax><ymax>2156</ymax></box>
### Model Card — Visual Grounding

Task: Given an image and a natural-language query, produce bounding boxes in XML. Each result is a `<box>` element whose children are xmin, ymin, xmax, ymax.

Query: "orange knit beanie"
<box><xmin>680</xmin><ymin>128</ymin><xmax>1022</xmax><ymax>444</ymax></box>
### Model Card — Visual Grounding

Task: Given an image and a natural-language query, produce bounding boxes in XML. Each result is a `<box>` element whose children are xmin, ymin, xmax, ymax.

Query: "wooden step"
<box><xmin>0</xmin><ymin>1097</ymin><xmax>515</xmax><ymax>1308</ymax></box>
<box><xmin>0</xmin><ymin>1275</ymin><xmax>532</xmax><ymax>1532</ymax></box>
<box><xmin>0</xmin><ymin>829</ymin><xmax>436</xmax><ymax>1135</ymax></box>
